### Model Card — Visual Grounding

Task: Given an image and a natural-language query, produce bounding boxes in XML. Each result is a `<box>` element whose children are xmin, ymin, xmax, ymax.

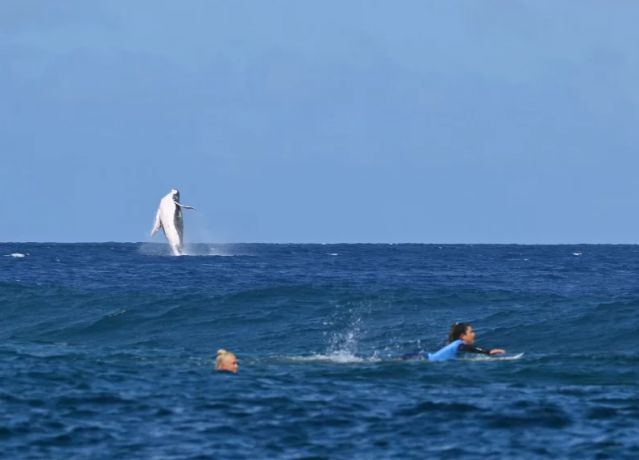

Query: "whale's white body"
<box><xmin>151</xmin><ymin>189</ymin><xmax>194</xmax><ymax>256</ymax></box>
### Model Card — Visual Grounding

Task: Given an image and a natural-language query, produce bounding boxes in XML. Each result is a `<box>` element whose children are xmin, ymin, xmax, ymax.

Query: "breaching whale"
<box><xmin>151</xmin><ymin>189</ymin><xmax>195</xmax><ymax>256</ymax></box>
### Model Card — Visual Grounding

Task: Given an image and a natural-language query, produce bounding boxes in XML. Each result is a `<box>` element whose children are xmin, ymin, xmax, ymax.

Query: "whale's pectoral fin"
<box><xmin>174</xmin><ymin>201</ymin><xmax>195</xmax><ymax>210</ymax></box>
<box><xmin>151</xmin><ymin>209</ymin><xmax>162</xmax><ymax>236</ymax></box>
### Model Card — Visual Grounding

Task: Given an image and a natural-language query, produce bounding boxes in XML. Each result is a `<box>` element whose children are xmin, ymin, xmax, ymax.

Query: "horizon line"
<box><xmin>2</xmin><ymin>241</ymin><xmax>638</xmax><ymax>246</ymax></box>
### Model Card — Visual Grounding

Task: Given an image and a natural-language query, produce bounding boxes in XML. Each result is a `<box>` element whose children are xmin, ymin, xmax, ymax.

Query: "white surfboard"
<box><xmin>463</xmin><ymin>352</ymin><xmax>524</xmax><ymax>361</ymax></box>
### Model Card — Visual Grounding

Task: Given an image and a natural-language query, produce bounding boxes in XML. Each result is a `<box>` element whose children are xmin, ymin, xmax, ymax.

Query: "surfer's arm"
<box><xmin>458</xmin><ymin>344</ymin><xmax>504</xmax><ymax>355</ymax></box>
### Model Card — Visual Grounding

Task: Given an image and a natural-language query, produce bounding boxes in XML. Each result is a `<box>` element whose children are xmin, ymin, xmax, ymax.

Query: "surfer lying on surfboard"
<box><xmin>402</xmin><ymin>322</ymin><xmax>505</xmax><ymax>361</ymax></box>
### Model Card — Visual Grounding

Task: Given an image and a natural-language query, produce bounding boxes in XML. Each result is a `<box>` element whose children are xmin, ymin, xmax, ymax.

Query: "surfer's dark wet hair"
<box><xmin>448</xmin><ymin>322</ymin><xmax>471</xmax><ymax>343</ymax></box>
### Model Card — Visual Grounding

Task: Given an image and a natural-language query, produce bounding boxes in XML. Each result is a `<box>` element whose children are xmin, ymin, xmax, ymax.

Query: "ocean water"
<box><xmin>1</xmin><ymin>243</ymin><xmax>638</xmax><ymax>459</ymax></box>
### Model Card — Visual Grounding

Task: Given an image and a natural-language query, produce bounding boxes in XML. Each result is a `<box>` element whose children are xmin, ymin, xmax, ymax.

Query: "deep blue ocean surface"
<box><xmin>1</xmin><ymin>243</ymin><xmax>638</xmax><ymax>459</ymax></box>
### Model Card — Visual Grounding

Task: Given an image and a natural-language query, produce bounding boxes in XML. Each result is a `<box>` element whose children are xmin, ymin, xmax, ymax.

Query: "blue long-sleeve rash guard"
<box><xmin>402</xmin><ymin>339</ymin><xmax>493</xmax><ymax>361</ymax></box>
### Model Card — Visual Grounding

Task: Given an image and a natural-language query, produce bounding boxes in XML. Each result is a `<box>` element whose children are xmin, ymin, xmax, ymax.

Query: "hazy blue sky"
<box><xmin>2</xmin><ymin>1</ymin><xmax>638</xmax><ymax>243</ymax></box>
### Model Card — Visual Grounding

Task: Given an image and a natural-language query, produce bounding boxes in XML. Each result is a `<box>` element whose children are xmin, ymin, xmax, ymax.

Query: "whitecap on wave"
<box><xmin>4</xmin><ymin>253</ymin><xmax>26</xmax><ymax>258</ymax></box>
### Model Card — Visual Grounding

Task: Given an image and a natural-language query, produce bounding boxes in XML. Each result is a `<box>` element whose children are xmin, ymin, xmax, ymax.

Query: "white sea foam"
<box><xmin>275</xmin><ymin>315</ymin><xmax>377</xmax><ymax>364</ymax></box>
<box><xmin>572</xmin><ymin>252</ymin><xmax>582</xmax><ymax>256</ymax></box>
<box><xmin>4</xmin><ymin>253</ymin><xmax>26</xmax><ymax>258</ymax></box>
<box><xmin>184</xmin><ymin>244</ymin><xmax>250</xmax><ymax>257</ymax></box>
<box><xmin>139</xmin><ymin>243</ymin><xmax>248</xmax><ymax>257</ymax></box>
<box><xmin>207</xmin><ymin>246</ymin><xmax>238</xmax><ymax>257</ymax></box>
<box><xmin>284</xmin><ymin>352</ymin><xmax>380</xmax><ymax>364</ymax></box>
